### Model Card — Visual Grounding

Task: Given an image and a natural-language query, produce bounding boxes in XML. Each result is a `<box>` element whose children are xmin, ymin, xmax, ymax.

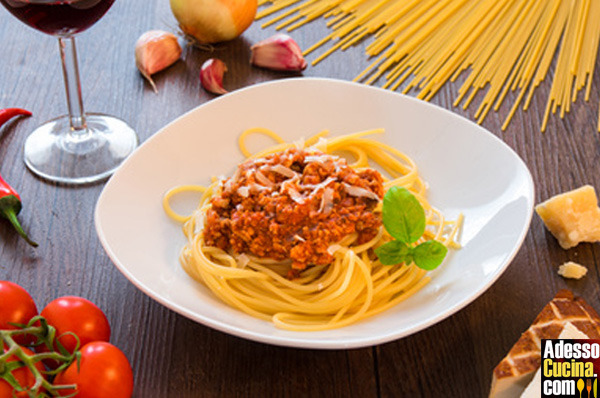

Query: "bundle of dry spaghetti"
<box><xmin>257</xmin><ymin>0</ymin><xmax>600</xmax><ymax>132</ymax></box>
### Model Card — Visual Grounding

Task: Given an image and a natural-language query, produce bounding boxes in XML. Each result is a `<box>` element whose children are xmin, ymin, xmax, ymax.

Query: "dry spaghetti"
<box><xmin>257</xmin><ymin>0</ymin><xmax>600</xmax><ymax>132</ymax></box>
<box><xmin>163</xmin><ymin>128</ymin><xmax>462</xmax><ymax>331</ymax></box>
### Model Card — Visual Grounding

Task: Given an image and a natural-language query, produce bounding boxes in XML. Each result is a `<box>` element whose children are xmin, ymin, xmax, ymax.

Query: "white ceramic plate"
<box><xmin>95</xmin><ymin>78</ymin><xmax>534</xmax><ymax>349</ymax></box>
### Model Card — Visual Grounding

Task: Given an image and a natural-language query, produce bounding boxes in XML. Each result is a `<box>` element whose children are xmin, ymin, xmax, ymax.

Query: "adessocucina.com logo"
<box><xmin>542</xmin><ymin>339</ymin><xmax>599</xmax><ymax>397</ymax></box>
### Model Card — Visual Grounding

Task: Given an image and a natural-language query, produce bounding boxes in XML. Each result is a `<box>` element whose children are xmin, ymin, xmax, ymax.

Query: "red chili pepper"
<box><xmin>0</xmin><ymin>108</ymin><xmax>32</xmax><ymax>127</ymax></box>
<box><xmin>0</xmin><ymin>107</ymin><xmax>36</xmax><ymax>247</ymax></box>
<box><xmin>0</xmin><ymin>174</ymin><xmax>38</xmax><ymax>247</ymax></box>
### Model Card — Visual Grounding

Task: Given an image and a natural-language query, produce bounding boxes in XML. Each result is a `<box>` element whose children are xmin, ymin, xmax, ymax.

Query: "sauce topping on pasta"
<box><xmin>203</xmin><ymin>147</ymin><xmax>384</xmax><ymax>271</ymax></box>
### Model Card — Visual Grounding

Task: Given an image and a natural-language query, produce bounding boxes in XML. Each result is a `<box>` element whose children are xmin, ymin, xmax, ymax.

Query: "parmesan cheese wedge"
<box><xmin>489</xmin><ymin>290</ymin><xmax>600</xmax><ymax>398</ymax></box>
<box><xmin>559</xmin><ymin>321</ymin><xmax>591</xmax><ymax>339</ymax></box>
<box><xmin>519</xmin><ymin>322</ymin><xmax>589</xmax><ymax>397</ymax></box>
<box><xmin>519</xmin><ymin>364</ymin><xmax>542</xmax><ymax>398</ymax></box>
<box><xmin>535</xmin><ymin>185</ymin><xmax>600</xmax><ymax>249</ymax></box>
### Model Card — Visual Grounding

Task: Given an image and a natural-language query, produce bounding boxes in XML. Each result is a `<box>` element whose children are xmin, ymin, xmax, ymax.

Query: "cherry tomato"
<box><xmin>54</xmin><ymin>342</ymin><xmax>134</xmax><ymax>398</ymax></box>
<box><xmin>0</xmin><ymin>346</ymin><xmax>45</xmax><ymax>398</ymax></box>
<box><xmin>0</xmin><ymin>281</ymin><xmax>38</xmax><ymax>345</ymax></box>
<box><xmin>40</xmin><ymin>296</ymin><xmax>110</xmax><ymax>355</ymax></box>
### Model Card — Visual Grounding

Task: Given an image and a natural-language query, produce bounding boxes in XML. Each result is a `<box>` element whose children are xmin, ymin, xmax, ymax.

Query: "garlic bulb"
<box><xmin>135</xmin><ymin>30</ymin><xmax>182</xmax><ymax>93</ymax></box>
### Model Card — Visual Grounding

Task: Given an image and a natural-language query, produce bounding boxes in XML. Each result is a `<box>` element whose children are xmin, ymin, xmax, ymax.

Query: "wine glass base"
<box><xmin>24</xmin><ymin>113</ymin><xmax>138</xmax><ymax>184</ymax></box>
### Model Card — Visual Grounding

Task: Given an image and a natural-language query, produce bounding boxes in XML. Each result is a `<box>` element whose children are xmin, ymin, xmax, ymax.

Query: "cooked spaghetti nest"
<box><xmin>163</xmin><ymin>128</ymin><xmax>463</xmax><ymax>331</ymax></box>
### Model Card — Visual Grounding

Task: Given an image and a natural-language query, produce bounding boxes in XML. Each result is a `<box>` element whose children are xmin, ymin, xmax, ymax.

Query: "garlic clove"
<box><xmin>200</xmin><ymin>58</ymin><xmax>228</xmax><ymax>95</ymax></box>
<box><xmin>250</xmin><ymin>33</ymin><xmax>307</xmax><ymax>72</ymax></box>
<box><xmin>135</xmin><ymin>30</ymin><xmax>182</xmax><ymax>93</ymax></box>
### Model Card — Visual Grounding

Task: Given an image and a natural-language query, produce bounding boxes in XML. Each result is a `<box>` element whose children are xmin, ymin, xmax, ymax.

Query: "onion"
<box><xmin>169</xmin><ymin>0</ymin><xmax>258</xmax><ymax>44</ymax></box>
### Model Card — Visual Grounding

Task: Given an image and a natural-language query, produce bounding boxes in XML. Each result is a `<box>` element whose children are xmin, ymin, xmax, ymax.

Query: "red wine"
<box><xmin>0</xmin><ymin>0</ymin><xmax>115</xmax><ymax>36</ymax></box>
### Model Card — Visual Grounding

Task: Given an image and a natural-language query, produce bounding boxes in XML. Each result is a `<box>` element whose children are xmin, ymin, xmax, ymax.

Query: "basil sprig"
<box><xmin>374</xmin><ymin>187</ymin><xmax>447</xmax><ymax>270</ymax></box>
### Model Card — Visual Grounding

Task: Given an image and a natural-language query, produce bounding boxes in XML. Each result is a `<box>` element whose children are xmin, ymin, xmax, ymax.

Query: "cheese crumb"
<box><xmin>535</xmin><ymin>185</ymin><xmax>600</xmax><ymax>249</ymax></box>
<box><xmin>557</xmin><ymin>261</ymin><xmax>588</xmax><ymax>279</ymax></box>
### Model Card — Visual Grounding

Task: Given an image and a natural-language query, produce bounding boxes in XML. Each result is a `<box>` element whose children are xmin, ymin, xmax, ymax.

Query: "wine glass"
<box><xmin>0</xmin><ymin>0</ymin><xmax>138</xmax><ymax>184</ymax></box>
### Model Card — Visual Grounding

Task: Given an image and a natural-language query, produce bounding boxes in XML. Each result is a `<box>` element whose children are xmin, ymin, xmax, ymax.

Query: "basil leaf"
<box><xmin>412</xmin><ymin>240</ymin><xmax>448</xmax><ymax>270</ymax></box>
<box><xmin>382</xmin><ymin>186</ymin><xmax>426</xmax><ymax>243</ymax></box>
<box><xmin>374</xmin><ymin>240</ymin><xmax>411</xmax><ymax>265</ymax></box>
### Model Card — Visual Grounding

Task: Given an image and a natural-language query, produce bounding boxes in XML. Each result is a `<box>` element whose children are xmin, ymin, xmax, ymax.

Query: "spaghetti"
<box><xmin>257</xmin><ymin>0</ymin><xmax>600</xmax><ymax>132</ymax></box>
<box><xmin>163</xmin><ymin>128</ymin><xmax>462</xmax><ymax>331</ymax></box>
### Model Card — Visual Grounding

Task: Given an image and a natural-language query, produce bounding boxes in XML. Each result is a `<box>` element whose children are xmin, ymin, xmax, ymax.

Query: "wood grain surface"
<box><xmin>2</xmin><ymin>0</ymin><xmax>600</xmax><ymax>396</ymax></box>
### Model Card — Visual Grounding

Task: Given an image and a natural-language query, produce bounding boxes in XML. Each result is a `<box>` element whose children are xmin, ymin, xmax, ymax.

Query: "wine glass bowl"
<box><xmin>0</xmin><ymin>0</ymin><xmax>138</xmax><ymax>184</ymax></box>
<box><xmin>0</xmin><ymin>0</ymin><xmax>115</xmax><ymax>36</ymax></box>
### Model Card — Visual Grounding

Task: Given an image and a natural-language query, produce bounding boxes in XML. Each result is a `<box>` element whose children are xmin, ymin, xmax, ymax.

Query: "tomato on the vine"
<box><xmin>54</xmin><ymin>342</ymin><xmax>134</xmax><ymax>398</ymax></box>
<box><xmin>40</xmin><ymin>296</ymin><xmax>110</xmax><ymax>355</ymax></box>
<box><xmin>0</xmin><ymin>281</ymin><xmax>38</xmax><ymax>345</ymax></box>
<box><xmin>0</xmin><ymin>346</ymin><xmax>45</xmax><ymax>398</ymax></box>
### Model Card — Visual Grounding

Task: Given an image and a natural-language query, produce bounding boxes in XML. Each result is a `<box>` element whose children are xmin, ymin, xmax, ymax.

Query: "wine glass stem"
<box><xmin>58</xmin><ymin>37</ymin><xmax>87</xmax><ymax>136</ymax></box>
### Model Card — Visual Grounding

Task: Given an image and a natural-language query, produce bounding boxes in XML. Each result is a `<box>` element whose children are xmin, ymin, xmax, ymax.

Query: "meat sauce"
<box><xmin>203</xmin><ymin>148</ymin><xmax>384</xmax><ymax>271</ymax></box>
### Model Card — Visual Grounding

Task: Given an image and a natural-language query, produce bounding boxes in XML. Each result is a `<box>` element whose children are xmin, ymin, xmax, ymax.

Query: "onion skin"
<box><xmin>170</xmin><ymin>0</ymin><xmax>258</xmax><ymax>44</ymax></box>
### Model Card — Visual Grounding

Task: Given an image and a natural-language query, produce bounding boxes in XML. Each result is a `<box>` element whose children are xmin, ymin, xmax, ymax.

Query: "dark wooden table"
<box><xmin>2</xmin><ymin>0</ymin><xmax>600</xmax><ymax>396</ymax></box>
